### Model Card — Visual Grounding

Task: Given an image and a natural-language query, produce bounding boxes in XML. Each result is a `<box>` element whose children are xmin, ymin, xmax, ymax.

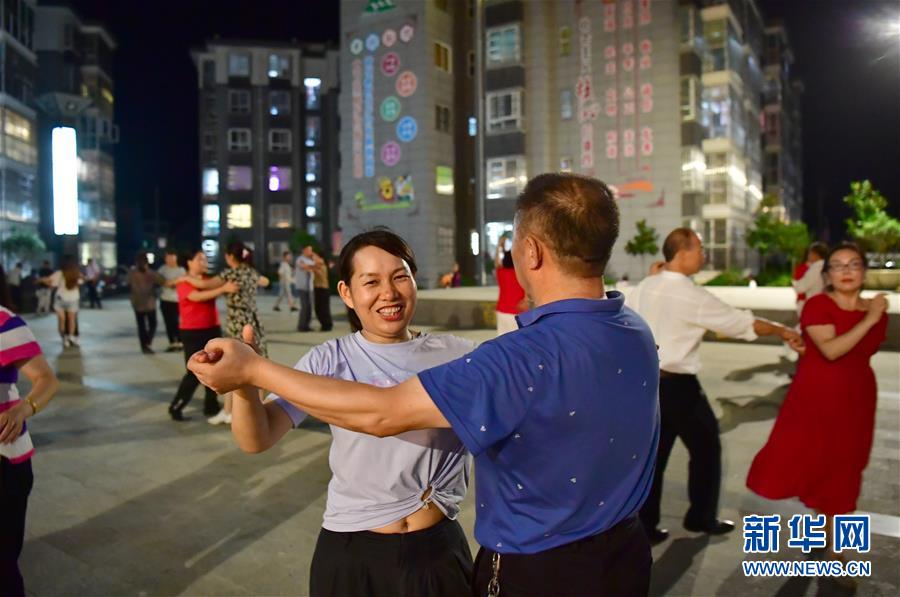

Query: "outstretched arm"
<box><xmin>180</xmin><ymin>275</ymin><xmax>224</xmax><ymax>290</ymax></box>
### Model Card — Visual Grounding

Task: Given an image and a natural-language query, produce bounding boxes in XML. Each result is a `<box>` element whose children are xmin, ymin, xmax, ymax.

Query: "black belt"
<box><xmin>659</xmin><ymin>370</ymin><xmax>695</xmax><ymax>379</ymax></box>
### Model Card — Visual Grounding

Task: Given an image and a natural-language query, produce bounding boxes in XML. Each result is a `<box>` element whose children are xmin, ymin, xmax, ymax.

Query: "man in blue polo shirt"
<box><xmin>189</xmin><ymin>173</ymin><xmax>660</xmax><ymax>595</ymax></box>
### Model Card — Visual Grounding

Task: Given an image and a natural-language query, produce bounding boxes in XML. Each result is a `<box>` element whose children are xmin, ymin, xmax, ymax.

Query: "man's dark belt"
<box><xmin>659</xmin><ymin>370</ymin><xmax>694</xmax><ymax>379</ymax></box>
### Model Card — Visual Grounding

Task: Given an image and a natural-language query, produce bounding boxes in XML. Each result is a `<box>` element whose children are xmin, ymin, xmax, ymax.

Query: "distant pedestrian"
<box><xmin>84</xmin><ymin>258</ymin><xmax>102</xmax><ymax>309</ymax></box>
<box><xmin>494</xmin><ymin>244</ymin><xmax>527</xmax><ymax>336</ymax></box>
<box><xmin>42</xmin><ymin>257</ymin><xmax>82</xmax><ymax>348</ymax></box>
<box><xmin>312</xmin><ymin>250</ymin><xmax>333</xmax><ymax>332</ymax></box>
<box><xmin>35</xmin><ymin>261</ymin><xmax>52</xmax><ymax>314</ymax></box>
<box><xmin>273</xmin><ymin>251</ymin><xmax>297</xmax><ymax>312</ymax></box>
<box><xmin>128</xmin><ymin>253</ymin><xmax>160</xmax><ymax>355</ymax></box>
<box><xmin>157</xmin><ymin>249</ymin><xmax>185</xmax><ymax>352</ymax></box>
<box><xmin>295</xmin><ymin>246</ymin><xmax>315</xmax><ymax>331</ymax></box>
<box><xmin>792</xmin><ymin>242</ymin><xmax>828</xmax><ymax>316</ymax></box>
<box><xmin>0</xmin><ymin>266</ymin><xmax>60</xmax><ymax>597</ymax></box>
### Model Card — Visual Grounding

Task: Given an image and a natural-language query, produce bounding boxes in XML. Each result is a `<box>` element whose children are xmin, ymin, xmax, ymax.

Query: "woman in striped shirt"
<box><xmin>0</xmin><ymin>265</ymin><xmax>59</xmax><ymax>597</ymax></box>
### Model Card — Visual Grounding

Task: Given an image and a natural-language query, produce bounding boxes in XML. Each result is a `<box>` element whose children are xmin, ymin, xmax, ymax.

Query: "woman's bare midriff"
<box><xmin>368</xmin><ymin>487</ymin><xmax>446</xmax><ymax>534</ymax></box>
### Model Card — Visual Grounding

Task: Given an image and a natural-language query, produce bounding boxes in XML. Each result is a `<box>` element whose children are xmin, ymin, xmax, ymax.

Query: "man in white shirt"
<box><xmin>626</xmin><ymin>228</ymin><xmax>801</xmax><ymax>545</ymax></box>
<box><xmin>294</xmin><ymin>246</ymin><xmax>316</xmax><ymax>331</ymax></box>
<box><xmin>273</xmin><ymin>251</ymin><xmax>297</xmax><ymax>312</ymax></box>
<box><xmin>792</xmin><ymin>242</ymin><xmax>828</xmax><ymax>316</ymax></box>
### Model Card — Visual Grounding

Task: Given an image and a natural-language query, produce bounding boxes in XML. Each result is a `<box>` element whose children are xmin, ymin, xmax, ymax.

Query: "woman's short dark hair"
<box><xmin>178</xmin><ymin>248</ymin><xmax>203</xmax><ymax>270</ymax></box>
<box><xmin>806</xmin><ymin>241</ymin><xmax>829</xmax><ymax>261</ymax></box>
<box><xmin>225</xmin><ymin>241</ymin><xmax>253</xmax><ymax>265</ymax></box>
<box><xmin>338</xmin><ymin>228</ymin><xmax>417</xmax><ymax>333</ymax></box>
<box><xmin>822</xmin><ymin>241</ymin><xmax>867</xmax><ymax>291</ymax></box>
<box><xmin>515</xmin><ymin>173</ymin><xmax>619</xmax><ymax>277</ymax></box>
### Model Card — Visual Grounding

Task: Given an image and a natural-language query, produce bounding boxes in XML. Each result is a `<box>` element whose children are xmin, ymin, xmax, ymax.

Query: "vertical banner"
<box><xmin>363</xmin><ymin>55</ymin><xmax>375</xmax><ymax>177</ymax></box>
<box><xmin>352</xmin><ymin>59</ymin><xmax>363</xmax><ymax>178</ymax></box>
<box><xmin>576</xmin><ymin>14</ymin><xmax>598</xmax><ymax>173</ymax></box>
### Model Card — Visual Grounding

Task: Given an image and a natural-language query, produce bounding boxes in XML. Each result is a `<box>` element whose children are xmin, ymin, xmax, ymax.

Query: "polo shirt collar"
<box><xmin>517</xmin><ymin>292</ymin><xmax>624</xmax><ymax>328</ymax></box>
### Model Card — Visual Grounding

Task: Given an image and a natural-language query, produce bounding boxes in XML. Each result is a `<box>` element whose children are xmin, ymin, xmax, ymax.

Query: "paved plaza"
<box><xmin>14</xmin><ymin>296</ymin><xmax>900</xmax><ymax>596</ymax></box>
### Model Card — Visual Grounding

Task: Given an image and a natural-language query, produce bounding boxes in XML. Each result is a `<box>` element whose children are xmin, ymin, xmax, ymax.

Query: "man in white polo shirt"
<box><xmin>626</xmin><ymin>228</ymin><xmax>801</xmax><ymax>545</ymax></box>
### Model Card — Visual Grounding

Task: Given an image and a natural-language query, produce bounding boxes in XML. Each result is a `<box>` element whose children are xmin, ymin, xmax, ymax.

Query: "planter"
<box><xmin>864</xmin><ymin>269</ymin><xmax>900</xmax><ymax>290</ymax></box>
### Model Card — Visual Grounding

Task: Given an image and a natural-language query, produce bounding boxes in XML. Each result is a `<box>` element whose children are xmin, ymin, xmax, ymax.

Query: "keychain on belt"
<box><xmin>487</xmin><ymin>552</ymin><xmax>501</xmax><ymax>596</ymax></box>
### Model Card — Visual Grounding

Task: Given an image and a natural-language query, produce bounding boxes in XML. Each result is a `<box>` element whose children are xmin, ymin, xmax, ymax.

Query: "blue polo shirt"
<box><xmin>419</xmin><ymin>292</ymin><xmax>660</xmax><ymax>555</ymax></box>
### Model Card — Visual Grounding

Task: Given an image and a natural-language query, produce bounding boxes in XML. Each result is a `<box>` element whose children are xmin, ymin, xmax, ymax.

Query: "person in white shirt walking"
<box><xmin>273</xmin><ymin>251</ymin><xmax>297</xmax><ymax>312</ymax></box>
<box><xmin>84</xmin><ymin>258</ymin><xmax>102</xmax><ymax>309</ymax></box>
<box><xmin>294</xmin><ymin>246</ymin><xmax>316</xmax><ymax>331</ymax></box>
<box><xmin>157</xmin><ymin>250</ymin><xmax>186</xmax><ymax>352</ymax></box>
<box><xmin>791</xmin><ymin>242</ymin><xmax>828</xmax><ymax>316</ymax></box>
<box><xmin>626</xmin><ymin>228</ymin><xmax>802</xmax><ymax>545</ymax></box>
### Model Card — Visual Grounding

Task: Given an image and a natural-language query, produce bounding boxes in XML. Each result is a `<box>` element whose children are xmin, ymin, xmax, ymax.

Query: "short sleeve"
<box><xmin>218</xmin><ymin>268</ymin><xmax>237</xmax><ymax>282</ymax></box>
<box><xmin>801</xmin><ymin>295</ymin><xmax>833</xmax><ymax>328</ymax></box>
<box><xmin>418</xmin><ymin>336</ymin><xmax>547</xmax><ymax>456</ymax></box>
<box><xmin>0</xmin><ymin>313</ymin><xmax>42</xmax><ymax>367</ymax></box>
<box><xmin>269</xmin><ymin>346</ymin><xmax>333</xmax><ymax>427</ymax></box>
<box><xmin>50</xmin><ymin>271</ymin><xmax>62</xmax><ymax>288</ymax></box>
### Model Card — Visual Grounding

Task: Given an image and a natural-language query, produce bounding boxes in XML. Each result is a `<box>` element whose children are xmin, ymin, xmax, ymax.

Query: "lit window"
<box><xmin>306</xmin><ymin>222</ymin><xmax>321</xmax><ymax>238</ymax></box>
<box><xmin>434</xmin><ymin>42</ymin><xmax>452</xmax><ymax>73</ymax></box>
<box><xmin>560</xmin><ymin>89</ymin><xmax>573</xmax><ymax>120</ymax></box>
<box><xmin>305</xmin><ymin>117</ymin><xmax>321</xmax><ymax>147</ymax></box>
<box><xmin>2</xmin><ymin>108</ymin><xmax>37</xmax><ymax>166</ymax></box>
<box><xmin>487</xmin><ymin>25</ymin><xmax>520</xmax><ymax>67</ymax></box>
<box><xmin>306</xmin><ymin>187</ymin><xmax>322</xmax><ymax>218</ymax></box>
<box><xmin>487</xmin><ymin>156</ymin><xmax>527</xmax><ymax>199</ymax></box>
<box><xmin>306</xmin><ymin>152</ymin><xmax>321</xmax><ymax>182</ymax></box>
<box><xmin>270</xmin><ymin>91</ymin><xmax>291</xmax><ymax>116</ymax></box>
<box><xmin>268</xmin><ymin>203</ymin><xmax>293</xmax><ymax>228</ymax></box>
<box><xmin>101</xmin><ymin>87</ymin><xmax>114</xmax><ymax>105</ymax></box>
<box><xmin>560</xmin><ymin>156</ymin><xmax>572</xmax><ymax>172</ymax></box>
<box><xmin>202</xmin><ymin>239</ymin><xmax>219</xmax><ymax>261</ymax></box>
<box><xmin>680</xmin><ymin>76</ymin><xmax>699</xmax><ymax>121</ymax></box>
<box><xmin>228</xmin><ymin>90</ymin><xmax>251</xmax><ymax>114</ymax></box>
<box><xmin>304</xmin><ymin>78</ymin><xmax>322</xmax><ymax>110</ymax></box>
<box><xmin>269</xmin><ymin>129</ymin><xmax>292</xmax><ymax>152</ymax></box>
<box><xmin>268</xmin><ymin>166</ymin><xmax>292</xmax><ymax>191</ymax></box>
<box><xmin>227</xmin><ymin>204</ymin><xmax>252</xmax><ymax>228</ymax></box>
<box><xmin>486</xmin><ymin>89</ymin><xmax>523</xmax><ymax>133</ymax></box>
<box><xmin>227</xmin><ymin>128</ymin><xmax>251</xmax><ymax>152</ymax></box>
<box><xmin>268</xmin><ymin>53</ymin><xmax>291</xmax><ymax>78</ymax></box>
<box><xmin>226</xmin><ymin>166</ymin><xmax>252</xmax><ymax>191</ymax></box>
<box><xmin>228</xmin><ymin>53</ymin><xmax>251</xmax><ymax>77</ymax></box>
<box><xmin>202</xmin><ymin>168</ymin><xmax>219</xmax><ymax>198</ymax></box>
<box><xmin>202</xmin><ymin>204</ymin><xmax>220</xmax><ymax>236</ymax></box>
<box><xmin>436</xmin><ymin>166</ymin><xmax>454</xmax><ymax>195</ymax></box>
<box><xmin>559</xmin><ymin>26</ymin><xmax>572</xmax><ymax>56</ymax></box>
<box><xmin>468</xmin><ymin>116</ymin><xmax>477</xmax><ymax>137</ymax></box>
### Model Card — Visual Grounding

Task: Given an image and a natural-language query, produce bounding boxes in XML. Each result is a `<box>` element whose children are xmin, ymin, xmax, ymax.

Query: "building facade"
<box><xmin>338</xmin><ymin>0</ymin><xmax>477</xmax><ymax>288</ymax></box>
<box><xmin>0</xmin><ymin>0</ymin><xmax>39</xmax><ymax>261</ymax></box>
<box><xmin>192</xmin><ymin>40</ymin><xmax>339</xmax><ymax>271</ymax></box>
<box><xmin>34</xmin><ymin>3</ymin><xmax>118</xmax><ymax>267</ymax></box>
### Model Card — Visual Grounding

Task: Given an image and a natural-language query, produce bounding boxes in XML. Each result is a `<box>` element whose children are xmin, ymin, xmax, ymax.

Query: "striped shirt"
<box><xmin>0</xmin><ymin>306</ymin><xmax>42</xmax><ymax>463</ymax></box>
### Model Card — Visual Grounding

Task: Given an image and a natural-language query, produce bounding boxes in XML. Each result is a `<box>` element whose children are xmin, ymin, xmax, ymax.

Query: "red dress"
<box><xmin>746</xmin><ymin>294</ymin><xmax>888</xmax><ymax>515</ymax></box>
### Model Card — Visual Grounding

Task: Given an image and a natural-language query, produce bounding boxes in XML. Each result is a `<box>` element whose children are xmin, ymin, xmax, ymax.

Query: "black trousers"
<box><xmin>472</xmin><ymin>515</ymin><xmax>650</xmax><ymax>597</ymax></box>
<box><xmin>159</xmin><ymin>301</ymin><xmax>180</xmax><ymax>344</ymax></box>
<box><xmin>0</xmin><ymin>457</ymin><xmax>33</xmax><ymax>597</ymax></box>
<box><xmin>297</xmin><ymin>290</ymin><xmax>312</xmax><ymax>331</ymax></box>
<box><xmin>87</xmin><ymin>281</ymin><xmax>102</xmax><ymax>308</ymax></box>
<box><xmin>134</xmin><ymin>310</ymin><xmax>157</xmax><ymax>348</ymax></box>
<box><xmin>170</xmin><ymin>327</ymin><xmax>221</xmax><ymax>416</ymax></box>
<box><xmin>309</xmin><ymin>518</ymin><xmax>473</xmax><ymax>597</ymax></box>
<box><xmin>313</xmin><ymin>288</ymin><xmax>333</xmax><ymax>331</ymax></box>
<box><xmin>640</xmin><ymin>374</ymin><xmax>721</xmax><ymax>530</ymax></box>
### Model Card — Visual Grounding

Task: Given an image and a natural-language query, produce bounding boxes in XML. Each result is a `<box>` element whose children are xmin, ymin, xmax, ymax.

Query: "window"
<box><xmin>228</xmin><ymin>53</ymin><xmax>250</xmax><ymax>77</ymax></box>
<box><xmin>229</xmin><ymin>90</ymin><xmax>251</xmax><ymax>114</ymax></box>
<box><xmin>435</xmin><ymin>105</ymin><xmax>451</xmax><ymax>133</ymax></box>
<box><xmin>306</xmin><ymin>187</ymin><xmax>322</xmax><ymax>218</ymax></box>
<box><xmin>202</xmin><ymin>204</ymin><xmax>220</xmax><ymax>236</ymax></box>
<box><xmin>434</xmin><ymin>42</ymin><xmax>452</xmax><ymax>73</ymax></box>
<box><xmin>227</xmin><ymin>128</ymin><xmax>251</xmax><ymax>152</ymax></box>
<box><xmin>468</xmin><ymin>116</ymin><xmax>477</xmax><ymax>137</ymax></box>
<box><xmin>486</xmin><ymin>156</ymin><xmax>527</xmax><ymax>199</ymax></box>
<box><xmin>436</xmin><ymin>166</ymin><xmax>454</xmax><ymax>195</ymax></box>
<box><xmin>487</xmin><ymin>25</ymin><xmax>520</xmax><ymax>67</ymax></box>
<box><xmin>559</xmin><ymin>26</ymin><xmax>572</xmax><ymax>56</ymax></box>
<box><xmin>305</xmin><ymin>117</ymin><xmax>321</xmax><ymax>147</ymax></box>
<box><xmin>227</xmin><ymin>204</ymin><xmax>252</xmax><ymax>228</ymax></box>
<box><xmin>306</xmin><ymin>152</ymin><xmax>321</xmax><ymax>182</ymax></box>
<box><xmin>468</xmin><ymin>51</ymin><xmax>475</xmax><ymax>77</ymax></box>
<box><xmin>202</xmin><ymin>60</ymin><xmax>216</xmax><ymax>89</ymax></box>
<box><xmin>680</xmin><ymin>76</ymin><xmax>698</xmax><ymax>121</ymax></box>
<box><xmin>306</xmin><ymin>222</ymin><xmax>321</xmax><ymax>238</ymax></box>
<box><xmin>268</xmin><ymin>53</ymin><xmax>290</xmax><ymax>79</ymax></box>
<box><xmin>270</xmin><ymin>91</ymin><xmax>291</xmax><ymax>116</ymax></box>
<box><xmin>560</xmin><ymin>89</ymin><xmax>573</xmax><ymax>120</ymax></box>
<box><xmin>268</xmin><ymin>204</ymin><xmax>293</xmax><ymax>228</ymax></box>
<box><xmin>2</xmin><ymin>108</ymin><xmax>36</xmax><ymax>166</ymax></box>
<box><xmin>681</xmin><ymin>147</ymin><xmax>705</xmax><ymax>193</ymax></box>
<box><xmin>202</xmin><ymin>131</ymin><xmax>216</xmax><ymax>151</ymax></box>
<box><xmin>486</xmin><ymin>89</ymin><xmax>523</xmax><ymax>133</ymax></box>
<box><xmin>202</xmin><ymin>168</ymin><xmax>219</xmax><ymax>198</ymax></box>
<box><xmin>304</xmin><ymin>78</ymin><xmax>322</xmax><ymax>110</ymax></box>
<box><xmin>202</xmin><ymin>239</ymin><xmax>220</xmax><ymax>262</ymax></box>
<box><xmin>269</xmin><ymin>129</ymin><xmax>292</xmax><ymax>152</ymax></box>
<box><xmin>267</xmin><ymin>241</ymin><xmax>290</xmax><ymax>265</ymax></box>
<box><xmin>560</xmin><ymin>156</ymin><xmax>572</xmax><ymax>172</ymax></box>
<box><xmin>227</xmin><ymin>166</ymin><xmax>253</xmax><ymax>191</ymax></box>
<box><xmin>268</xmin><ymin>166</ymin><xmax>292</xmax><ymax>191</ymax></box>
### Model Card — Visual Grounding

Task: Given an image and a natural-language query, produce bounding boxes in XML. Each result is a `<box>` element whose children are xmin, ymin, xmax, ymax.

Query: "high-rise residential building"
<box><xmin>762</xmin><ymin>21</ymin><xmax>802</xmax><ymax>223</ymax></box>
<box><xmin>0</xmin><ymin>0</ymin><xmax>39</xmax><ymax>259</ymax></box>
<box><xmin>192</xmin><ymin>40</ymin><xmax>339</xmax><ymax>270</ymax></box>
<box><xmin>338</xmin><ymin>0</ymin><xmax>477</xmax><ymax>287</ymax></box>
<box><xmin>34</xmin><ymin>3</ymin><xmax>118</xmax><ymax>267</ymax></box>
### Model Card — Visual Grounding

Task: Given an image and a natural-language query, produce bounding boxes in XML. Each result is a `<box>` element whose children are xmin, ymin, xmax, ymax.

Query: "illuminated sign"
<box><xmin>52</xmin><ymin>127</ymin><xmax>79</xmax><ymax>235</ymax></box>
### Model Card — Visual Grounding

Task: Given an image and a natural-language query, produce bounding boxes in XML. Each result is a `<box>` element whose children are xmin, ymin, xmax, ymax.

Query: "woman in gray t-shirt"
<box><xmin>229</xmin><ymin>230</ymin><xmax>475</xmax><ymax>596</ymax></box>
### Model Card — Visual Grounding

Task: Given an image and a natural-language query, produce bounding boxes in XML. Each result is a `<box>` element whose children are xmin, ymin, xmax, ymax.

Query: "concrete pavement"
<box><xmin>15</xmin><ymin>295</ymin><xmax>900</xmax><ymax>596</ymax></box>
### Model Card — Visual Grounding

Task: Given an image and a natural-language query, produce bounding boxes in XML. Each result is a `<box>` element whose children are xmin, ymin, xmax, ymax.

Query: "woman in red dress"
<box><xmin>747</xmin><ymin>242</ymin><xmax>889</xmax><ymax>545</ymax></box>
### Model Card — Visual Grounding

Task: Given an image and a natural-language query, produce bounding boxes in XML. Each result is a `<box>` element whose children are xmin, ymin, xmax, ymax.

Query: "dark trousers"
<box><xmin>313</xmin><ymin>287</ymin><xmax>332</xmax><ymax>331</ymax></box>
<box><xmin>472</xmin><ymin>515</ymin><xmax>650</xmax><ymax>597</ymax></box>
<box><xmin>296</xmin><ymin>290</ymin><xmax>312</xmax><ymax>331</ymax></box>
<box><xmin>0</xmin><ymin>457</ymin><xmax>33</xmax><ymax>597</ymax></box>
<box><xmin>9</xmin><ymin>285</ymin><xmax>22</xmax><ymax>312</ymax></box>
<box><xmin>160</xmin><ymin>301</ymin><xmax>180</xmax><ymax>344</ymax></box>
<box><xmin>309</xmin><ymin>518</ymin><xmax>472</xmax><ymax>597</ymax></box>
<box><xmin>87</xmin><ymin>281</ymin><xmax>102</xmax><ymax>308</ymax></box>
<box><xmin>170</xmin><ymin>327</ymin><xmax>221</xmax><ymax>416</ymax></box>
<box><xmin>134</xmin><ymin>310</ymin><xmax>157</xmax><ymax>348</ymax></box>
<box><xmin>640</xmin><ymin>374</ymin><xmax>721</xmax><ymax>530</ymax></box>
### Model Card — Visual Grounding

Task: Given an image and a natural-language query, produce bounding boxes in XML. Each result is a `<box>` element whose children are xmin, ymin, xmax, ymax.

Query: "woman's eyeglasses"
<box><xmin>828</xmin><ymin>261</ymin><xmax>864</xmax><ymax>273</ymax></box>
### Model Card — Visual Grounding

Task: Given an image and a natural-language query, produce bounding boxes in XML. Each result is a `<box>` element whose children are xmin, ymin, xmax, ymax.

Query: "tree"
<box><xmin>289</xmin><ymin>229</ymin><xmax>323</xmax><ymax>256</ymax></box>
<box><xmin>843</xmin><ymin>180</ymin><xmax>900</xmax><ymax>264</ymax></box>
<box><xmin>625</xmin><ymin>219</ymin><xmax>659</xmax><ymax>274</ymax></box>
<box><xmin>775</xmin><ymin>220</ymin><xmax>811</xmax><ymax>269</ymax></box>
<box><xmin>747</xmin><ymin>212</ymin><xmax>780</xmax><ymax>273</ymax></box>
<box><xmin>1</xmin><ymin>229</ymin><xmax>45</xmax><ymax>264</ymax></box>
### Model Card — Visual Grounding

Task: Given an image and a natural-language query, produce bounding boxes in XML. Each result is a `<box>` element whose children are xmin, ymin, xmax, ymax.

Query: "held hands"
<box><xmin>866</xmin><ymin>293</ymin><xmax>889</xmax><ymax>321</ymax></box>
<box><xmin>188</xmin><ymin>335</ymin><xmax>262</xmax><ymax>394</ymax></box>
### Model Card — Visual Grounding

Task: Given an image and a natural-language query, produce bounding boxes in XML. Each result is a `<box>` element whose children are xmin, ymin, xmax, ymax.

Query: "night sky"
<box><xmin>66</xmin><ymin>0</ymin><xmax>899</xmax><ymax>259</ymax></box>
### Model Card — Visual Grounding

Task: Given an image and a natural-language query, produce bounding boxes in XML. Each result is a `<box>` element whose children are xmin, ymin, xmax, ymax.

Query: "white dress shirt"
<box><xmin>792</xmin><ymin>259</ymin><xmax>825</xmax><ymax>314</ymax></box>
<box><xmin>626</xmin><ymin>270</ymin><xmax>757</xmax><ymax>374</ymax></box>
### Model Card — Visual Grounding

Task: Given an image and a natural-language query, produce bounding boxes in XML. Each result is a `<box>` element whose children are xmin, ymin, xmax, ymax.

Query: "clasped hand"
<box><xmin>188</xmin><ymin>326</ymin><xmax>262</xmax><ymax>393</ymax></box>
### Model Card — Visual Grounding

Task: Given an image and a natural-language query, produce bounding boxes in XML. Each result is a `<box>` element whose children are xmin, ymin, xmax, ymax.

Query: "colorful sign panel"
<box><xmin>381</xmin><ymin>52</ymin><xmax>401</xmax><ymax>76</ymax></box>
<box><xmin>351</xmin><ymin>59</ymin><xmax>363</xmax><ymax>178</ymax></box>
<box><xmin>395</xmin><ymin>71</ymin><xmax>417</xmax><ymax>97</ymax></box>
<box><xmin>380</xmin><ymin>96</ymin><xmax>401</xmax><ymax>122</ymax></box>
<box><xmin>380</xmin><ymin>140</ymin><xmax>401</xmax><ymax>166</ymax></box>
<box><xmin>396</xmin><ymin>116</ymin><xmax>417</xmax><ymax>143</ymax></box>
<box><xmin>363</xmin><ymin>55</ymin><xmax>375</xmax><ymax>177</ymax></box>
